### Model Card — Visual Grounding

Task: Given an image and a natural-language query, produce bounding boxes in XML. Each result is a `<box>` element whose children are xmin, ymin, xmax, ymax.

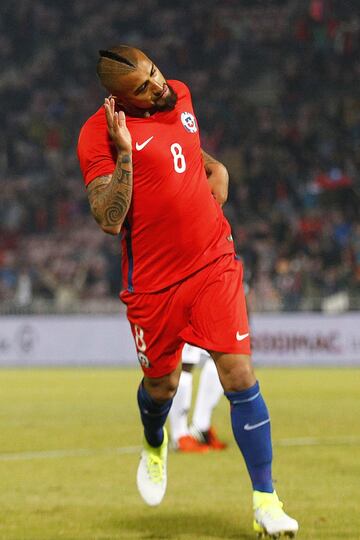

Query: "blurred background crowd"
<box><xmin>0</xmin><ymin>0</ymin><xmax>359</xmax><ymax>313</ymax></box>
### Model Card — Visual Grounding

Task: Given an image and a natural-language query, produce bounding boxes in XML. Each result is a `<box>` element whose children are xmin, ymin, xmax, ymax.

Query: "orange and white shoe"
<box><xmin>203</xmin><ymin>427</ymin><xmax>228</xmax><ymax>450</ymax></box>
<box><xmin>176</xmin><ymin>435</ymin><xmax>209</xmax><ymax>453</ymax></box>
<box><xmin>190</xmin><ymin>425</ymin><xmax>227</xmax><ymax>450</ymax></box>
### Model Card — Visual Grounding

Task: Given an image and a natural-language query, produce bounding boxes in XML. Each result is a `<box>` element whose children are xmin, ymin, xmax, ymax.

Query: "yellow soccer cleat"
<box><xmin>253</xmin><ymin>490</ymin><xmax>299</xmax><ymax>538</ymax></box>
<box><xmin>136</xmin><ymin>428</ymin><xmax>168</xmax><ymax>506</ymax></box>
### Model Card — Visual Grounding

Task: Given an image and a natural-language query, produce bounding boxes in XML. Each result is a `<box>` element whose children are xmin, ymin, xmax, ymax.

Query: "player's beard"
<box><xmin>153</xmin><ymin>84</ymin><xmax>177</xmax><ymax>112</ymax></box>
<box><xmin>120</xmin><ymin>85</ymin><xmax>178</xmax><ymax>117</ymax></box>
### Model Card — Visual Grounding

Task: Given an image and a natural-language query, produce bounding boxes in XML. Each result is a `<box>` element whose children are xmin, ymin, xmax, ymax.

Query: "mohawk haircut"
<box><xmin>97</xmin><ymin>45</ymin><xmax>139</xmax><ymax>93</ymax></box>
<box><xmin>98</xmin><ymin>49</ymin><xmax>136</xmax><ymax>68</ymax></box>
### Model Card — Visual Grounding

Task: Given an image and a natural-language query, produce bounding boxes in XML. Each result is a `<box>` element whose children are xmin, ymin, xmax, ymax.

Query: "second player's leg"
<box><xmin>191</xmin><ymin>358</ymin><xmax>227</xmax><ymax>449</ymax></box>
<box><xmin>168</xmin><ymin>343</ymin><xmax>199</xmax><ymax>448</ymax></box>
<box><xmin>169</xmin><ymin>343</ymin><xmax>216</xmax><ymax>452</ymax></box>
<box><xmin>168</xmin><ymin>361</ymin><xmax>198</xmax><ymax>449</ymax></box>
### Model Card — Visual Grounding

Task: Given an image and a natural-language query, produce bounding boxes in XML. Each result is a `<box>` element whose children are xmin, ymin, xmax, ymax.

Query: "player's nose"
<box><xmin>151</xmin><ymin>80</ymin><xmax>164</xmax><ymax>95</ymax></box>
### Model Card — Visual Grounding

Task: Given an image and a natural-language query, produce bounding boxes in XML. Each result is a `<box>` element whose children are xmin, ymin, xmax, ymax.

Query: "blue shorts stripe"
<box><xmin>124</xmin><ymin>218</ymin><xmax>134</xmax><ymax>292</ymax></box>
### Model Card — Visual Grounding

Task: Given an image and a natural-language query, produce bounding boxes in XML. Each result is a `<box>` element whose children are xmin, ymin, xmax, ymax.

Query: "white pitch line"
<box><xmin>0</xmin><ymin>446</ymin><xmax>141</xmax><ymax>462</ymax></box>
<box><xmin>276</xmin><ymin>435</ymin><xmax>360</xmax><ymax>447</ymax></box>
<box><xmin>0</xmin><ymin>436</ymin><xmax>359</xmax><ymax>462</ymax></box>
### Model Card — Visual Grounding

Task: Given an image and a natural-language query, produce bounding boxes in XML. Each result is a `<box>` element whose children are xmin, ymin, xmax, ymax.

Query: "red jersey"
<box><xmin>77</xmin><ymin>80</ymin><xmax>234</xmax><ymax>293</ymax></box>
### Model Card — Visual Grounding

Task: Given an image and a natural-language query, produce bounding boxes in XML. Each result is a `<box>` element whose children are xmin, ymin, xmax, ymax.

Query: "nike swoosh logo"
<box><xmin>236</xmin><ymin>332</ymin><xmax>249</xmax><ymax>341</ymax></box>
<box><xmin>135</xmin><ymin>136</ymin><xmax>154</xmax><ymax>151</ymax></box>
<box><xmin>244</xmin><ymin>419</ymin><xmax>270</xmax><ymax>431</ymax></box>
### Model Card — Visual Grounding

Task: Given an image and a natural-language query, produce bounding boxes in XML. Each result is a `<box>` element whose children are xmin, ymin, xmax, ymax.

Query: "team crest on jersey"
<box><xmin>181</xmin><ymin>112</ymin><xmax>198</xmax><ymax>133</ymax></box>
<box><xmin>137</xmin><ymin>352</ymin><xmax>150</xmax><ymax>368</ymax></box>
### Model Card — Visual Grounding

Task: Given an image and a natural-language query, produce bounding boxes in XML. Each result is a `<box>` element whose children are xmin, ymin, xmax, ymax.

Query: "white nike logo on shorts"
<box><xmin>135</xmin><ymin>136</ymin><xmax>154</xmax><ymax>151</ymax></box>
<box><xmin>244</xmin><ymin>418</ymin><xmax>270</xmax><ymax>431</ymax></box>
<box><xmin>236</xmin><ymin>331</ymin><xmax>249</xmax><ymax>341</ymax></box>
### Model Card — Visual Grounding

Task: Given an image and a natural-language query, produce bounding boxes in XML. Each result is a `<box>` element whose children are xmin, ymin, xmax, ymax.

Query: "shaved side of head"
<box><xmin>97</xmin><ymin>45</ymin><xmax>141</xmax><ymax>94</ymax></box>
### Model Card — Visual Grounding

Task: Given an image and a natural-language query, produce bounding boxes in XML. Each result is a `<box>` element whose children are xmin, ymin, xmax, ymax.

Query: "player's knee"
<box><xmin>148</xmin><ymin>384</ymin><xmax>177</xmax><ymax>402</ymax></box>
<box><xmin>213</xmin><ymin>353</ymin><xmax>256</xmax><ymax>392</ymax></box>
<box><xmin>144</xmin><ymin>374</ymin><xmax>179</xmax><ymax>402</ymax></box>
<box><xmin>225</xmin><ymin>363</ymin><xmax>255</xmax><ymax>392</ymax></box>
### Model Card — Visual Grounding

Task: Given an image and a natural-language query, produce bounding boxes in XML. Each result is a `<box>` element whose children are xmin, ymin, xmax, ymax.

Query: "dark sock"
<box><xmin>225</xmin><ymin>381</ymin><xmax>273</xmax><ymax>493</ymax></box>
<box><xmin>137</xmin><ymin>381</ymin><xmax>173</xmax><ymax>447</ymax></box>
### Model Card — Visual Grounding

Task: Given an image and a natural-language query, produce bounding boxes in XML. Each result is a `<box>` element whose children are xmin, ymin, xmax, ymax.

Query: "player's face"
<box><xmin>114</xmin><ymin>52</ymin><xmax>177</xmax><ymax>113</ymax></box>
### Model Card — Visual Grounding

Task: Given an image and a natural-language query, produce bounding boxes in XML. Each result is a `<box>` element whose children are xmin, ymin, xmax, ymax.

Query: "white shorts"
<box><xmin>182</xmin><ymin>343</ymin><xmax>210</xmax><ymax>365</ymax></box>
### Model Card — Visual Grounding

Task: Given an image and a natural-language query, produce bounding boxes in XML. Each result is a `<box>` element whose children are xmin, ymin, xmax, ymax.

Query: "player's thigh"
<box><xmin>121</xmin><ymin>286</ymin><xmax>186</xmax><ymax>378</ymax></box>
<box><xmin>186</xmin><ymin>255</ymin><xmax>251</xmax><ymax>354</ymax></box>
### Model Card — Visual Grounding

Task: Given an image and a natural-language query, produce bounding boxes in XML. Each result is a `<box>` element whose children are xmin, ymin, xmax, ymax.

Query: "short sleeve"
<box><xmin>77</xmin><ymin>113</ymin><xmax>117</xmax><ymax>186</ymax></box>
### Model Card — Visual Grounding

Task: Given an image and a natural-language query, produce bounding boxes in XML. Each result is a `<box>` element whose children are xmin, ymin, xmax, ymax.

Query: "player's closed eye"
<box><xmin>135</xmin><ymin>83</ymin><xmax>147</xmax><ymax>95</ymax></box>
<box><xmin>135</xmin><ymin>67</ymin><xmax>157</xmax><ymax>95</ymax></box>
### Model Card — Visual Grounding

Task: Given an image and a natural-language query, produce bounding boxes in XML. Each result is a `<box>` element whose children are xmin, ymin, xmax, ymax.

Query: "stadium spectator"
<box><xmin>0</xmin><ymin>0</ymin><xmax>359</xmax><ymax>313</ymax></box>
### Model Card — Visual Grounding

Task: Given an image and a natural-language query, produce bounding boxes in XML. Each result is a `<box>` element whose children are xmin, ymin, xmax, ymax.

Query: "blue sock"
<box><xmin>137</xmin><ymin>381</ymin><xmax>173</xmax><ymax>447</ymax></box>
<box><xmin>225</xmin><ymin>381</ymin><xmax>273</xmax><ymax>493</ymax></box>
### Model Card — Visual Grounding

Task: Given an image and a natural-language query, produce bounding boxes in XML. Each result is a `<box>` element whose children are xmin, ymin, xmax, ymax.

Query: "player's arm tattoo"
<box><xmin>87</xmin><ymin>152</ymin><xmax>133</xmax><ymax>234</ymax></box>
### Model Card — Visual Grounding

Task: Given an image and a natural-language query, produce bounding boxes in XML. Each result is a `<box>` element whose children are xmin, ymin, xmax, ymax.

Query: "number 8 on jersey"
<box><xmin>170</xmin><ymin>143</ymin><xmax>186</xmax><ymax>173</ymax></box>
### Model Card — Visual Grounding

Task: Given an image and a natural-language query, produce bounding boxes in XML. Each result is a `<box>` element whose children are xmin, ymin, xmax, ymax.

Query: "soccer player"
<box><xmin>77</xmin><ymin>45</ymin><xmax>298</xmax><ymax>538</ymax></box>
<box><xmin>169</xmin><ymin>344</ymin><xmax>227</xmax><ymax>452</ymax></box>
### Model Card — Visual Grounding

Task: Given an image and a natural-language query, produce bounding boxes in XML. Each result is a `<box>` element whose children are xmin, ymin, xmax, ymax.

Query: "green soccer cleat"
<box><xmin>136</xmin><ymin>428</ymin><xmax>168</xmax><ymax>506</ymax></box>
<box><xmin>253</xmin><ymin>490</ymin><xmax>299</xmax><ymax>538</ymax></box>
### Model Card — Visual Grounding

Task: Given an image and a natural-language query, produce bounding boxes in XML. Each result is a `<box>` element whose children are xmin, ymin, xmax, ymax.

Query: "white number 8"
<box><xmin>134</xmin><ymin>324</ymin><xmax>146</xmax><ymax>352</ymax></box>
<box><xmin>170</xmin><ymin>143</ymin><xmax>186</xmax><ymax>173</ymax></box>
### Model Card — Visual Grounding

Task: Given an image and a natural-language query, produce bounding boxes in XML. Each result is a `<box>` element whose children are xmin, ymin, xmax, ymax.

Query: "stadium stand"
<box><xmin>0</xmin><ymin>0</ymin><xmax>359</xmax><ymax>313</ymax></box>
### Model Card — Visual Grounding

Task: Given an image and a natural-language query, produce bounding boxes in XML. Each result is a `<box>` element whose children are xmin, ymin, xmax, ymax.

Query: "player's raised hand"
<box><xmin>104</xmin><ymin>97</ymin><xmax>132</xmax><ymax>154</ymax></box>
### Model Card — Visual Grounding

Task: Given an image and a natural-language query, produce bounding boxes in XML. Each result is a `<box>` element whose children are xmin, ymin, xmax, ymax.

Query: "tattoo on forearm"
<box><xmin>88</xmin><ymin>153</ymin><xmax>133</xmax><ymax>228</ymax></box>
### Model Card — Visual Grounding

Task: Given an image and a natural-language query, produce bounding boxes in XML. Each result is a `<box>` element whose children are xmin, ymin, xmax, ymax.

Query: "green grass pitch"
<box><xmin>0</xmin><ymin>367</ymin><xmax>359</xmax><ymax>540</ymax></box>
